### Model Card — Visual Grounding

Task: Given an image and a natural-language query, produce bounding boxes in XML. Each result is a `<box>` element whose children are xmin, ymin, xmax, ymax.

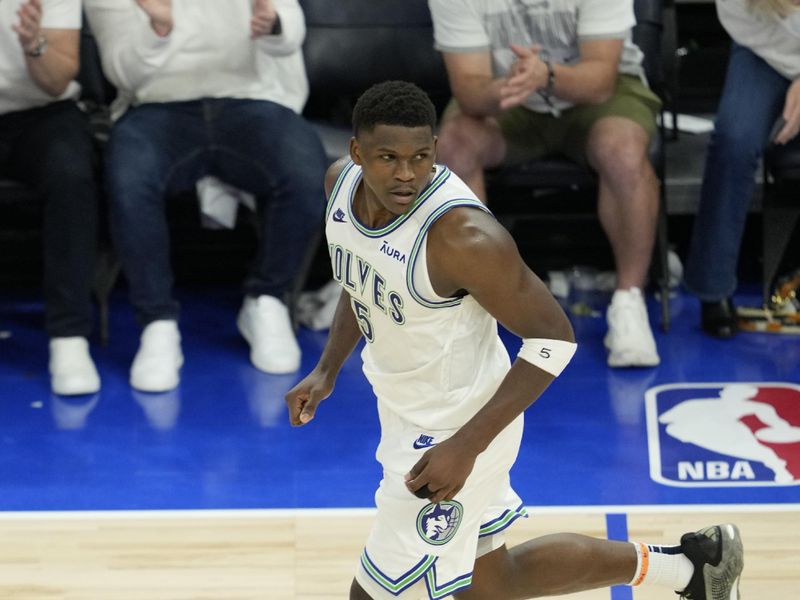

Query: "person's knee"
<box><xmin>35</xmin><ymin>129</ymin><xmax>97</xmax><ymax>189</ymax></box>
<box><xmin>105</xmin><ymin>135</ymin><xmax>167</xmax><ymax>212</ymax></box>
<box><xmin>454</xmin><ymin>545</ymin><xmax>516</xmax><ymax>599</ymax></box>
<box><xmin>437</xmin><ymin>115</ymin><xmax>492</xmax><ymax>174</ymax></box>
<box><xmin>708</xmin><ymin>117</ymin><xmax>764</xmax><ymax>163</ymax></box>
<box><xmin>587</xmin><ymin>124</ymin><xmax>653</xmax><ymax>185</ymax></box>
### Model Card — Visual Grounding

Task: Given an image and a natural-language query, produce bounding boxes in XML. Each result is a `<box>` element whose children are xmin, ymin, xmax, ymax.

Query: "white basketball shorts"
<box><xmin>355</xmin><ymin>406</ymin><xmax>527</xmax><ymax>599</ymax></box>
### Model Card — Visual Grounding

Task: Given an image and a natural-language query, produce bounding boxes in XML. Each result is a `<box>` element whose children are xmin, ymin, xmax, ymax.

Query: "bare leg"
<box><xmin>586</xmin><ymin>117</ymin><xmax>658</xmax><ymax>291</ymax></box>
<box><xmin>456</xmin><ymin>536</ymin><xmax>636</xmax><ymax>599</ymax></box>
<box><xmin>436</xmin><ymin>111</ymin><xmax>506</xmax><ymax>202</ymax></box>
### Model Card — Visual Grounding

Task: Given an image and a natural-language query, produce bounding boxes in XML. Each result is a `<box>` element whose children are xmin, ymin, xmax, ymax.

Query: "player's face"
<box><xmin>351</xmin><ymin>124</ymin><xmax>437</xmax><ymax>218</ymax></box>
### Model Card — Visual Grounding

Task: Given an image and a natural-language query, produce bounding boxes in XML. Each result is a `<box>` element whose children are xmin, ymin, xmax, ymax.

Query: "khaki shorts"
<box><xmin>444</xmin><ymin>74</ymin><xmax>662</xmax><ymax>168</ymax></box>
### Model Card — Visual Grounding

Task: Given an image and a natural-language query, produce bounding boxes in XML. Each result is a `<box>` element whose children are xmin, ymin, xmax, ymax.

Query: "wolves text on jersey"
<box><xmin>329</xmin><ymin>244</ymin><xmax>406</xmax><ymax>326</ymax></box>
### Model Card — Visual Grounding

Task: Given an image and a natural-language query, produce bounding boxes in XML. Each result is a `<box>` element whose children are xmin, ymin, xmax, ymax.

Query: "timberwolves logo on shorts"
<box><xmin>416</xmin><ymin>501</ymin><xmax>463</xmax><ymax>545</ymax></box>
<box><xmin>646</xmin><ymin>383</ymin><xmax>800</xmax><ymax>487</ymax></box>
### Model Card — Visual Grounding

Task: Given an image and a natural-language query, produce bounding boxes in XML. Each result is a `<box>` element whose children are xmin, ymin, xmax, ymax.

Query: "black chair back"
<box><xmin>300</xmin><ymin>0</ymin><xmax>450</xmax><ymax>124</ymax></box>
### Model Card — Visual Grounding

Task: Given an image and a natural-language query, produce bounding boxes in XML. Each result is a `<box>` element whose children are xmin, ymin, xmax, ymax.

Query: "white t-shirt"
<box><xmin>716</xmin><ymin>0</ymin><xmax>800</xmax><ymax>80</ymax></box>
<box><xmin>0</xmin><ymin>0</ymin><xmax>81</xmax><ymax>115</ymax></box>
<box><xmin>429</xmin><ymin>0</ymin><xmax>644</xmax><ymax>113</ymax></box>
<box><xmin>84</xmin><ymin>0</ymin><xmax>309</xmax><ymax>120</ymax></box>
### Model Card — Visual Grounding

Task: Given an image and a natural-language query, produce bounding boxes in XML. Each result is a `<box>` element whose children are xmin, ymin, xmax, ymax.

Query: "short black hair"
<box><xmin>352</xmin><ymin>81</ymin><xmax>437</xmax><ymax>137</ymax></box>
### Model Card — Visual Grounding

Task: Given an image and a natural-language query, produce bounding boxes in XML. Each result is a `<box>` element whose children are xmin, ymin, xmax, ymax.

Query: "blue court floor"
<box><xmin>1</xmin><ymin>285</ymin><xmax>799</xmax><ymax>512</ymax></box>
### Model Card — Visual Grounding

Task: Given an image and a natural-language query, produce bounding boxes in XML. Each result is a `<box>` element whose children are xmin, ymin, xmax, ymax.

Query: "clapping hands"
<box><xmin>251</xmin><ymin>0</ymin><xmax>279</xmax><ymax>38</ymax></box>
<box><xmin>134</xmin><ymin>0</ymin><xmax>173</xmax><ymax>37</ymax></box>
<box><xmin>132</xmin><ymin>0</ymin><xmax>278</xmax><ymax>40</ymax></box>
<box><xmin>499</xmin><ymin>44</ymin><xmax>549</xmax><ymax>110</ymax></box>
<box><xmin>12</xmin><ymin>0</ymin><xmax>43</xmax><ymax>53</ymax></box>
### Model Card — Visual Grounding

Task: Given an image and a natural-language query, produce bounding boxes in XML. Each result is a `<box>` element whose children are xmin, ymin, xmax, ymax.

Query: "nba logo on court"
<box><xmin>645</xmin><ymin>383</ymin><xmax>800</xmax><ymax>487</ymax></box>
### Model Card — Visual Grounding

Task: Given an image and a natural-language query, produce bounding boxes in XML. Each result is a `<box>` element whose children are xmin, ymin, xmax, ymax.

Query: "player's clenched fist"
<box><xmin>134</xmin><ymin>0</ymin><xmax>173</xmax><ymax>37</ymax></box>
<box><xmin>285</xmin><ymin>369</ymin><xmax>334</xmax><ymax>426</ymax></box>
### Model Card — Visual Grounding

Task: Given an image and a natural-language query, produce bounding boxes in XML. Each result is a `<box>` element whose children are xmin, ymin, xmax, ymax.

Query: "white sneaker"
<box><xmin>130</xmin><ymin>320</ymin><xmax>183</xmax><ymax>392</ymax></box>
<box><xmin>604</xmin><ymin>287</ymin><xmax>660</xmax><ymax>368</ymax></box>
<box><xmin>237</xmin><ymin>295</ymin><xmax>301</xmax><ymax>373</ymax></box>
<box><xmin>49</xmin><ymin>337</ymin><xmax>101</xmax><ymax>395</ymax></box>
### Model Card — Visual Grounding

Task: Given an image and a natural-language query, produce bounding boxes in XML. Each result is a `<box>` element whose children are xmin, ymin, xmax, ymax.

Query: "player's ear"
<box><xmin>432</xmin><ymin>135</ymin><xmax>438</xmax><ymax>164</ymax></box>
<box><xmin>349</xmin><ymin>137</ymin><xmax>363</xmax><ymax>165</ymax></box>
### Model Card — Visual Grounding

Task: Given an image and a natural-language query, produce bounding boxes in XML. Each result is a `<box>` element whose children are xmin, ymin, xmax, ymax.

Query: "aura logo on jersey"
<box><xmin>416</xmin><ymin>501</ymin><xmax>463</xmax><ymax>545</ymax></box>
<box><xmin>646</xmin><ymin>383</ymin><xmax>800</xmax><ymax>487</ymax></box>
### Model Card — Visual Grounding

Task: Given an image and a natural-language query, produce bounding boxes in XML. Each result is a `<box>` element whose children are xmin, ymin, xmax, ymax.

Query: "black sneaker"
<box><xmin>678</xmin><ymin>524</ymin><xmax>743</xmax><ymax>600</ymax></box>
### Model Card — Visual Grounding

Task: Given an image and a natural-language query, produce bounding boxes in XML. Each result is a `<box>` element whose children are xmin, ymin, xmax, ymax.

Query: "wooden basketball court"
<box><xmin>0</xmin><ymin>508</ymin><xmax>796</xmax><ymax>599</ymax></box>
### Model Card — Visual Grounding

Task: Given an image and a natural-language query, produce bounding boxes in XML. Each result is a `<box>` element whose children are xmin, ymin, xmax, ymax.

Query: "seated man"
<box><xmin>84</xmin><ymin>0</ymin><xmax>328</xmax><ymax>391</ymax></box>
<box><xmin>1</xmin><ymin>0</ymin><xmax>100</xmax><ymax>395</ymax></box>
<box><xmin>428</xmin><ymin>0</ymin><xmax>662</xmax><ymax>368</ymax></box>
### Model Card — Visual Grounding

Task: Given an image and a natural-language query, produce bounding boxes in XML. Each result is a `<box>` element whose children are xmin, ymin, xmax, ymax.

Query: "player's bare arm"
<box><xmin>405</xmin><ymin>207</ymin><xmax>574</xmax><ymax>503</ymax></box>
<box><xmin>284</xmin><ymin>158</ymin><xmax>363</xmax><ymax>427</ymax></box>
<box><xmin>284</xmin><ymin>288</ymin><xmax>362</xmax><ymax>426</ymax></box>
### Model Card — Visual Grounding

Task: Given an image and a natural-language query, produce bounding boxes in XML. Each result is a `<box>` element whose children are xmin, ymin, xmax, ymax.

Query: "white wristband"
<box><xmin>516</xmin><ymin>338</ymin><xmax>577</xmax><ymax>377</ymax></box>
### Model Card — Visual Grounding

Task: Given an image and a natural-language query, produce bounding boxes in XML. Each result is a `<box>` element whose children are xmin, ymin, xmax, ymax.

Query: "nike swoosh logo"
<box><xmin>413</xmin><ymin>436</ymin><xmax>437</xmax><ymax>450</ymax></box>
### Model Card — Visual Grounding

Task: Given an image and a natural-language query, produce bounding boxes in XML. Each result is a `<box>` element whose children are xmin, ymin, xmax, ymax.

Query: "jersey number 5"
<box><xmin>352</xmin><ymin>298</ymin><xmax>374</xmax><ymax>342</ymax></box>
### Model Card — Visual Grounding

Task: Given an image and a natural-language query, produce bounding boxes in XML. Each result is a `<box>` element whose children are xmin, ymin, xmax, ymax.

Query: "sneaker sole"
<box><xmin>130</xmin><ymin>356</ymin><xmax>184</xmax><ymax>392</ymax></box>
<box><xmin>604</xmin><ymin>332</ymin><xmax>661</xmax><ymax>367</ymax></box>
<box><xmin>51</xmin><ymin>376</ymin><xmax>101</xmax><ymax>396</ymax></box>
<box><xmin>705</xmin><ymin>523</ymin><xmax>744</xmax><ymax>600</ymax></box>
<box><xmin>606</xmin><ymin>352</ymin><xmax>660</xmax><ymax>368</ymax></box>
<box><xmin>237</xmin><ymin>312</ymin><xmax>300</xmax><ymax>374</ymax></box>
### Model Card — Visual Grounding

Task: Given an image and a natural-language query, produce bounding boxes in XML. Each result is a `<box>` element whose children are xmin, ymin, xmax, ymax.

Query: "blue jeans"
<box><xmin>105</xmin><ymin>98</ymin><xmax>327</xmax><ymax>325</ymax></box>
<box><xmin>684</xmin><ymin>43</ymin><xmax>790</xmax><ymax>301</ymax></box>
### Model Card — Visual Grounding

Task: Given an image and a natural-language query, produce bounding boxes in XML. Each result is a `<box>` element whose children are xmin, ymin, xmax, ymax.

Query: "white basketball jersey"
<box><xmin>325</xmin><ymin>162</ymin><xmax>511</xmax><ymax>430</ymax></box>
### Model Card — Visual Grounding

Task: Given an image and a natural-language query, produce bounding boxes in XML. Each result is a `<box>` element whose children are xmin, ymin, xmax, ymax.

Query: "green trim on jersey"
<box><xmin>348</xmin><ymin>165</ymin><xmax>451</xmax><ymax>238</ymax></box>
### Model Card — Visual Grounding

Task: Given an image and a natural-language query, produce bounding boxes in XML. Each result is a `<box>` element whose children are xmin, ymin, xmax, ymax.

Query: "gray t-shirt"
<box><xmin>429</xmin><ymin>0</ymin><xmax>645</xmax><ymax>113</ymax></box>
<box><xmin>716</xmin><ymin>0</ymin><xmax>800</xmax><ymax>80</ymax></box>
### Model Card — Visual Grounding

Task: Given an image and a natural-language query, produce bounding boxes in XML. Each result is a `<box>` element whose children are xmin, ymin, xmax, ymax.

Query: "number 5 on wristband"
<box><xmin>516</xmin><ymin>337</ymin><xmax>577</xmax><ymax>376</ymax></box>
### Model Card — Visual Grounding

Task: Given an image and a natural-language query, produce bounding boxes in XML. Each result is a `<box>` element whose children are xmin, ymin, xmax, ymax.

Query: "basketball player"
<box><xmin>285</xmin><ymin>81</ymin><xmax>743</xmax><ymax>600</ymax></box>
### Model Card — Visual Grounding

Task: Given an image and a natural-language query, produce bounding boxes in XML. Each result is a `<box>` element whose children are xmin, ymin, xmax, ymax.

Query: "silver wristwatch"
<box><xmin>25</xmin><ymin>35</ymin><xmax>48</xmax><ymax>58</ymax></box>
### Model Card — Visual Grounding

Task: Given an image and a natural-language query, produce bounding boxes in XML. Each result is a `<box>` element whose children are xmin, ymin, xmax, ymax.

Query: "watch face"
<box><xmin>26</xmin><ymin>36</ymin><xmax>47</xmax><ymax>57</ymax></box>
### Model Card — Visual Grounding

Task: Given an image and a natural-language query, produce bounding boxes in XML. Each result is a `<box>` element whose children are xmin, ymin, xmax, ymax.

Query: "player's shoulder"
<box><xmin>428</xmin><ymin>202</ymin><xmax>508</xmax><ymax>257</ymax></box>
<box><xmin>325</xmin><ymin>157</ymin><xmax>355</xmax><ymax>197</ymax></box>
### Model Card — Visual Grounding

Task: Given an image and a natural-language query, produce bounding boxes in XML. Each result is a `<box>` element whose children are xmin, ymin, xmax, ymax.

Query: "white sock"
<box><xmin>628</xmin><ymin>542</ymin><xmax>694</xmax><ymax>591</ymax></box>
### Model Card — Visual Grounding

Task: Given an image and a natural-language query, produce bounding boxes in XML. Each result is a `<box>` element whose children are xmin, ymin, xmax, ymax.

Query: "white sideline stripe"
<box><xmin>0</xmin><ymin>504</ymin><xmax>798</xmax><ymax>520</ymax></box>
